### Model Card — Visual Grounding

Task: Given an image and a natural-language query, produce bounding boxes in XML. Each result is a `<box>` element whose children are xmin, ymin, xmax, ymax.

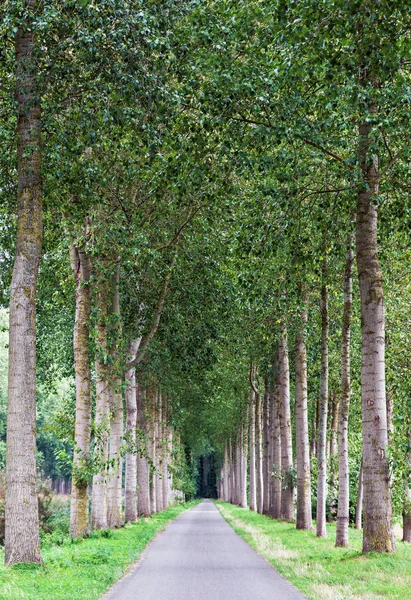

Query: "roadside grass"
<box><xmin>217</xmin><ymin>502</ymin><xmax>411</xmax><ymax>600</ymax></box>
<box><xmin>0</xmin><ymin>501</ymin><xmax>199</xmax><ymax>600</ymax></box>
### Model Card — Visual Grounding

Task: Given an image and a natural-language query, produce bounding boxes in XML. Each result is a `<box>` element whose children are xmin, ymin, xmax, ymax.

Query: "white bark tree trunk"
<box><xmin>249</xmin><ymin>387</ymin><xmax>257</xmax><ymax>511</ymax></box>
<box><xmin>255</xmin><ymin>389</ymin><xmax>264</xmax><ymax>514</ymax></box>
<box><xmin>240</xmin><ymin>422</ymin><xmax>248</xmax><ymax>508</ymax></box>
<box><xmin>107</xmin><ymin>265</ymin><xmax>123</xmax><ymax>528</ymax></box>
<box><xmin>316</xmin><ymin>282</ymin><xmax>329</xmax><ymax>538</ymax></box>
<box><xmin>5</xmin><ymin>7</ymin><xmax>43</xmax><ymax>563</ymax></box>
<box><xmin>271</xmin><ymin>383</ymin><xmax>282</xmax><ymax>519</ymax></box>
<box><xmin>355</xmin><ymin>461</ymin><xmax>364</xmax><ymax>530</ymax></box>
<box><xmin>137</xmin><ymin>384</ymin><xmax>150</xmax><ymax>517</ymax></box>
<box><xmin>162</xmin><ymin>398</ymin><xmax>170</xmax><ymax>511</ymax></box>
<box><xmin>91</xmin><ymin>278</ymin><xmax>110</xmax><ymax>530</ymax></box>
<box><xmin>403</xmin><ymin>426</ymin><xmax>411</xmax><ymax>542</ymax></box>
<box><xmin>336</xmin><ymin>235</ymin><xmax>354</xmax><ymax>547</ymax></box>
<box><xmin>124</xmin><ymin>365</ymin><xmax>137</xmax><ymax>522</ymax></box>
<box><xmin>357</xmin><ymin>101</ymin><xmax>394</xmax><ymax>552</ymax></box>
<box><xmin>124</xmin><ymin>338</ymin><xmax>141</xmax><ymax>523</ymax></box>
<box><xmin>263</xmin><ymin>385</ymin><xmax>271</xmax><ymax>515</ymax></box>
<box><xmin>70</xmin><ymin>245</ymin><xmax>92</xmax><ymax>538</ymax></box>
<box><xmin>155</xmin><ymin>390</ymin><xmax>163</xmax><ymax>512</ymax></box>
<box><xmin>279</xmin><ymin>331</ymin><xmax>294</xmax><ymax>521</ymax></box>
<box><xmin>295</xmin><ymin>289</ymin><xmax>312</xmax><ymax>530</ymax></box>
<box><xmin>147</xmin><ymin>389</ymin><xmax>157</xmax><ymax>514</ymax></box>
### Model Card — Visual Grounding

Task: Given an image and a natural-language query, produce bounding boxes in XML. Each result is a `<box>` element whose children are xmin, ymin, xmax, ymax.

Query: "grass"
<box><xmin>0</xmin><ymin>501</ymin><xmax>199</xmax><ymax>600</ymax></box>
<box><xmin>216</xmin><ymin>502</ymin><xmax>411</xmax><ymax>600</ymax></box>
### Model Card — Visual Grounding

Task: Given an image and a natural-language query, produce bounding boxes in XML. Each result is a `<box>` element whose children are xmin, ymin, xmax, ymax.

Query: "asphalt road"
<box><xmin>104</xmin><ymin>500</ymin><xmax>307</xmax><ymax>600</ymax></box>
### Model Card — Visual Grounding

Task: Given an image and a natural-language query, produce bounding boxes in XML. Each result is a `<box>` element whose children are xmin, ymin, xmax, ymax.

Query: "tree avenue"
<box><xmin>1</xmin><ymin>0</ymin><xmax>411</xmax><ymax>580</ymax></box>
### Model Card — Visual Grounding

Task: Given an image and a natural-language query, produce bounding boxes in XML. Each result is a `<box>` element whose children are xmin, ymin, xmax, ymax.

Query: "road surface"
<box><xmin>104</xmin><ymin>500</ymin><xmax>307</xmax><ymax>600</ymax></box>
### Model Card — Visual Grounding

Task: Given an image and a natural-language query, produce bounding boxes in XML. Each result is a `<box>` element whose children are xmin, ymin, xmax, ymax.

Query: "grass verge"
<box><xmin>216</xmin><ymin>502</ymin><xmax>411</xmax><ymax>600</ymax></box>
<box><xmin>0</xmin><ymin>501</ymin><xmax>199</xmax><ymax>600</ymax></box>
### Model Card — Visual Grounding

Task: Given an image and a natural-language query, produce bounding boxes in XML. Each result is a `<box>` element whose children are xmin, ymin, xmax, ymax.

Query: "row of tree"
<box><xmin>2</xmin><ymin>0</ymin><xmax>411</xmax><ymax>568</ymax></box>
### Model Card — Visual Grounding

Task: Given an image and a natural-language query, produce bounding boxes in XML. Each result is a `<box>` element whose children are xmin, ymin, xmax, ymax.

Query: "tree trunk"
<box><xmin>336</xmin><ymin>234</ymin><xmax>354</xmax><ymax>547</ymax></box>
<box><xmin>255</xmin><ymin>388</ymin><xmax>264</xmax><ymax>514</ymax></box>
<box><xmin>326</xmin><ymin>392</ymin><xmax>339</xmax><ymax>521</ymax></box>
<box><xmin>91</xmin><ymin>278</ymin><xmax>109</xmax><ymax>530</ymax></box>
<box><xmin>223</xmin><ymin>444</ymin><xmax>229</xmax><ymax>502</ymax></box>
<box><xmin>236</xmin><ymin>435</ymin><xmax>242</xmax><ymax>505</ymax></box>
<box><xmin>403</xmin><ymin>507</ymin><xmax>411</xmax><ymax>543</ymax></box>
<box><xmin>279</xmin><ymin>331</ymin><xmax>294</xmax><ymax>521</ymax></box>
<box><xmin>310</xmin><ymin>398</ymin><xmax>319</xmax><ymax>459</ymax></box>
<box><xmin>263</xmin><ymin>384</ymin><xmax>271</xmax><ymax>515</ymax></box>
<box><xmin>124</xmin><ymin>361</ymin><xmax>137</xmax><ymax>522</ymax></box>
<box><xmin>271</xmin><ymin>382</ymin><xmax>282</xmax><ymax>519</ymax></box>
<box><xmin>162</xmin><ymin>397</ymin><xmax>170</xmax><ymax>511</ymax></box>
<box><xmin>147</xmin><ymin>389</ymin><xmax>157</xmax><ymax>514</ymax></box>
<box><xmin>316</xmin><ymin>282</ymin><xmax>329</xmax><ymax>538</ymax></box>
<box><xmin>227</xmin><ymin>440</ymin><xmax>233</xmax><ymax>503</ymax></box>
<box><xmin>155</xmin><ymin>390</ymin><xmax>164</xmax><ymax>512</ymax></box>
<box><xmin>357</xmin><ymin>101</ymin><xmax>395</xmax><ymax>553</ymax></box>
<box><xmin>69</xmin><ymin>245</ymin><xmax>92</xmax><ymax>538</ymax></box>
<box><xmin>107</xmin><ymin>265</ymin><xmax>123</xmax><ymax>528</ymax></box>
<box><xmin>403</xmin><ymin>427</ymin><xmax>411</xmax><ymax>542</ymax></box>
<box><xmin>249</xmin><ymin>387</ymin><xmax>257</xmax><ymax>511</ymax></box>
<box><xmin>329</xmin><ymin>392</ymin><xmax>339</xmax><ymax>462</ymax></box>
<box><xmin>240</xmin><ymin>422</ymin><xmax>248</xmax><ymax>508</ymax></box>
<box><xmin>355</xmin><ymin>460</ymin><xmax>364</xmax><ymax>530</ymax></box>
<box><xmin>5</xmin><ymin>6</ymin><xmax>43</xmax><ymax>563</ymax></box>
<box><xmin>295</xmin><ymin>289</ymin><xmax>312</xmax><ymax>530</ymax></box>
<box><xmin>137</xmin><ymin>384</ymin><xmax>150</xmax><ymax>517</ymax></box>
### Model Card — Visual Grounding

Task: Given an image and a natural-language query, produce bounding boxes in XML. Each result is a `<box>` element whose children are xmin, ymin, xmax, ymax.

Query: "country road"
<box><xmin>103</xmin><ymin>500</ymin><xmax>307</xmax><ymax>600</ymax></box>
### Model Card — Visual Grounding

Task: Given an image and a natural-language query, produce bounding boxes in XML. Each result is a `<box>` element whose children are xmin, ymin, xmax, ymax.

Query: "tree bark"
<box><xmin>222</xmin><ymin>444</ymin><xmax>229</xmax><ymax>501</ymax></box>
<box><xmin>271</xmin><ymin>382</ymin><xmax>282</xmax><ymax>519</ymax></box>
<box><xmin>137</xmin><ymin>384</ymin><xmax>150</xmax><ymax>517</ymax></box>
<box><xmin>162</xmin><ymin>397</ymin><xmax>170</xmax><ymax>511</ymax></box>
<box><xmin>147</xmin><ymin>388</ymin><xmax>157</xmax><ymax>513</ymax></box>
<box><xmin>124</xmin><ymin>344</ymin><xmax>138</xmax><ymax>522</ymax></box>
<box><xmin>263</xmin><ymin>384</ymin><xmax>271</xmax><ymax>515</ymax></box>
<box><xmin>295</xmin><ymin>289</ymin><xmax>312</xmax><ymax>530</ymax></box>
<box><xmin>107</xmin><ymin>265</ymin><xmax>123</xmax><ymax>528</ymax></box>
<box><xmin>155</xmin><ymin>390</ymin><xmax>164</xmax><ymax>512</ymax></box>
<box><xmin>403</xmin><ymin>428</ymin><xmax>411</xmax><ymax>542</ymax></box>
<box><xmin>255</xmin><ymin>387</ymin><xmax>264</xmax><ymax>514</ymax></box>
<box><xmin>69</xmin><ymin>245</ymin><xmax>92</xmax><ymax>538</ymax></box>
<box><xmin>355</xmin><ymin>460</ymin><xmax>364</xmax><ymax>530</ymax></box>
<box><xmin>357</xmin><ymin>99</ymin><xmax>395</xmax><ymax>553</ymax></box>
<box><xmin>91</xmin><ymin>278</ymin><xmax>109</xmax><ymax>530</ymax></box>
<box><xmin>329</xmin><ymin>392</ymin><xmax>339</xmax><ymax>462</ymax></box>
<box><xmin>336</xmin><ymin>234</ymin><xmax>354</xmax><ymax>547</ymax></box>
<box><xmin>279</xmin><ymin>331</ymin><xmax>294</xmax><ymax>521</ymax></box>
<box><xmin>249</xmin><ymin>386</ymin><xmax>257</xmax><ymax>511</ymax></box>
<box><xmin>240</xmin><ymin>422</ymin><xmax>248</xmax><ymax>508</ymax></box>
<box><xmin>235</xmin><ymin>434</ymin><xmax>242</xmax><ymax>505</ymax></box>
<box><xmin>5</xmin><ymin>4</ymin><xmax>43</xmax><ymax>563</ymax></box>
<box><xmin>316</xmin><ymin>282</ymin><xmax>329</xmax><ymax>538</ymax></box>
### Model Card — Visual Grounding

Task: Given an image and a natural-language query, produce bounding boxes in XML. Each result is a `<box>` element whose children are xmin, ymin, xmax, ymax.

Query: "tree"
<box><xmin>5</xmin><ymin>0</ymin><xmax>43</xmax><ymax>565</ymax></box>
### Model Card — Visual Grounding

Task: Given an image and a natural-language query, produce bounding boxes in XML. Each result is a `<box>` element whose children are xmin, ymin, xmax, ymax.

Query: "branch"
<box><xmin>155</xmin><ymin>204</ymin><xmax>206</xmax><ymax>251</ymax></box>
<box><xmin>381</xmin><ymin>149</ymin><xmax>403</xmax><ymax>176</ymax></box>
<box><xmin>127</xmin><ymin>253</ymin><xmax>177</xmax><ymax>368</ymax></box>
<box><xmin>230</xmin><ymin>113</ymin><xmax>272</xmax><ymax>128</ymax></box>
<box><xmin>249</xmin><ymin>364</ymin><xmax>260</xmax><ymax>396</ymax></box>
<box><xmin>300</xmin><ymin>136</ymin><xmax>354</xmax><ymax>169</ymax></box>
<box><xmin>126</xmin><ymin>336</ymin><xmax>142</xmax><ymax>368</ymax></box>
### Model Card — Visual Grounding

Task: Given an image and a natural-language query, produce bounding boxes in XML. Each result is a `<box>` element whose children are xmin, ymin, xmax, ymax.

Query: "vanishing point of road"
<box><xmin>104</xmin><ymin>500</ymin><xmax>307</xmax><ymax>600</ymax></box>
